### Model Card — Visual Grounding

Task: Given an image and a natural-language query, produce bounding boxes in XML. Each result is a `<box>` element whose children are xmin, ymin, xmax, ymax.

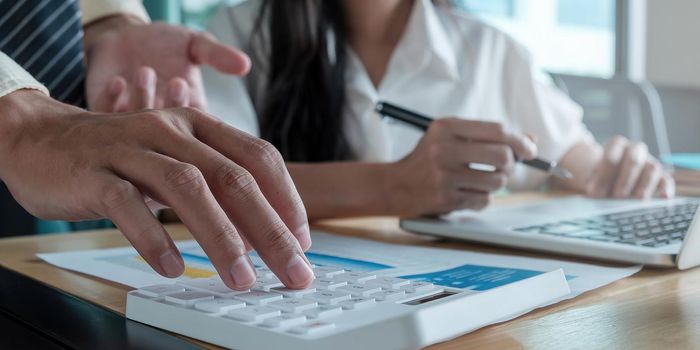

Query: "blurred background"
<box><xmin>143</xmin><ymin>0</ymin><xmax>700</xmax><ymax>166</ymax></box>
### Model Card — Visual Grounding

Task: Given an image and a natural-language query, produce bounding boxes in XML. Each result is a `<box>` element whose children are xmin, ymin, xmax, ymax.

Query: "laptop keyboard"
<box><xmin>514</xmin><ymin>201</ymin><xmax>699</xmax><ymax>248</ymax></box>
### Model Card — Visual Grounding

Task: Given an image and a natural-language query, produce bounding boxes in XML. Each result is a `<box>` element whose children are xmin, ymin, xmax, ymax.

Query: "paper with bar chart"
<box><xmin>38</xmin><ymin>231</ymin><xmax>640</xmax><ymax>298</ymax></box>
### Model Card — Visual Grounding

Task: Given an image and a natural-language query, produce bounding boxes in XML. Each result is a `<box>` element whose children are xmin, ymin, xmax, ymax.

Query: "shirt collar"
<box><xmin>400</xmin><ymin>0</ymin><xmax>459</xmax><ymax>81</ymax></box>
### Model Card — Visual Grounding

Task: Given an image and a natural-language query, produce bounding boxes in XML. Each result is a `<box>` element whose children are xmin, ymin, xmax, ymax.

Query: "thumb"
<box><xmin>189</xmin><ymin>32</ymin><xmax>251</xmax><ymax>75</ymax></box>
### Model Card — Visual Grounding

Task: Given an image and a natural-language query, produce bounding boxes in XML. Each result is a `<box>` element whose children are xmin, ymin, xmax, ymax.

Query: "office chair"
<box><xmin>549</xmin><ymin>73</ymin><xmax>672</xmax><ymax>160</ymax></box>
<box><xmin>654</xmin><ymin>85</ymin><xmax>700</xmax><ymax>153</ymax></box>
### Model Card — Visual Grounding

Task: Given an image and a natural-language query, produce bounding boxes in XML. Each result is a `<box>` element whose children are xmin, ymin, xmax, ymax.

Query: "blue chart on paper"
<box><xmin>304</xmin><ymin>252</ymin><xmax>392</xmax><ymax>271</ymax></box>
<box><xmin>400</xmin><ymin>264</ymin><xmax>545</xmax><ymax>291</ymax></box>
<box><xmin>181</xmin><ymin>251</ymin><xmax>392</xmax><ymax>273</ymax></box>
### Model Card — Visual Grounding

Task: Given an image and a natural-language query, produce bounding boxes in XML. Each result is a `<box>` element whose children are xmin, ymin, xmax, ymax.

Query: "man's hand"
<box><xmin>84</xmin><ymin>16</ymin><xmax>250</xmax><ymax>112</ymax></box>
<box><xmin>0</xmin><ymin>90</ymin><xmax>313</xmax><ymax>290</ymax></box>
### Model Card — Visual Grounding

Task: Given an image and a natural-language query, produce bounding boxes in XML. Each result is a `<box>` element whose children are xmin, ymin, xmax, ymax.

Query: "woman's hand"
<box><xmin>388</xmin><ymin>118</ymin><xmax>537</xmax><ymax>216</ymax></box>
<box><xmin>556</xmin><ymin>136</ymin><xmax>675</xmax><ymax>199</ymax></box>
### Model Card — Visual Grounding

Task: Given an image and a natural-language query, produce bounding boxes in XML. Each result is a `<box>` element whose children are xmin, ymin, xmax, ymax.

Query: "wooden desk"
<box><xmin>1</xmin><ymin>193</ymin><xmax>700</xmax><ymax>349</ymax></box>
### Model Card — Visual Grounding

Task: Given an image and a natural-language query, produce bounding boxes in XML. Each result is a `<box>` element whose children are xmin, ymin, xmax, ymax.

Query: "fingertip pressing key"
<box><xmin>230</xmin><ymin>255</ymin><xmax>256</xmax><ymax>290</ymax></box>
<box><xmin>286</xmin><ymin>254</ymin><xmax>314</xmax><ymax>288</ymax></box>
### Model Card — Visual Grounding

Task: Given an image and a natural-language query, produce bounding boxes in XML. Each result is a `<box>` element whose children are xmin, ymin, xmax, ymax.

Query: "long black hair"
<box><xmin>252</xmin><ymin>0</ymin><xmax>352</xmax><ymax>162</ymax></box>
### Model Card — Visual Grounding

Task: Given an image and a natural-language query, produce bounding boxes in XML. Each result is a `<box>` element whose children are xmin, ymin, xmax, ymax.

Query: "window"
<box><xmin>181</xmin><ymin>0</ymin><xmax>244</xmax><ymax>30</ymax></box>
<box><xmin>456</xmin><ymin>0</ymin><xmax>617</xmax><ymax>78</ymax></box>
<box><xmin>457</xmin><ymin>0</ymin><xmax>515</xmax><ymax>18</ymax></box>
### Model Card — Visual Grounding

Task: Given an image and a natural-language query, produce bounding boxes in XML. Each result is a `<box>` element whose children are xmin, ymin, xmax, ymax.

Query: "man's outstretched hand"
<box><xmin>0</xmin><ymin>90</ymin><xmax>313</xmax><ymax>291</ymax></box>
<box><xmin>84</xmin><ymin>16</ymin><xmax>250</xmax><ymax>112</ymax></box>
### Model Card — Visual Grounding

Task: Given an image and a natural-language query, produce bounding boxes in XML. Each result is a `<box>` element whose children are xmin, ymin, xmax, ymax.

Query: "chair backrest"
<box><xmin>549</xmin><ymin>73</ymin><xmax>672</xmax><ymax>159</ymax></box>
<box><xmin>654</xmin><ymin>84</ymin><xmax>700</xmax><ymax>153</ymax></box>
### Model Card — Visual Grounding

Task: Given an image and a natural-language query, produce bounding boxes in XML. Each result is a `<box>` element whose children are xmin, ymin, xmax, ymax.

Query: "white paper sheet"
<box><xmin>38</xmin><ymin>230</ymin><xmax>640</xmax><ymax>299</ymax></box>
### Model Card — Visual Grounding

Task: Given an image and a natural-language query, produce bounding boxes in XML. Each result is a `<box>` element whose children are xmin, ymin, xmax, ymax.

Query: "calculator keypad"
<box><xmin>134</xmin><ymin>265</ymin><xmax>441</xmax><ymax>335</ymax></box>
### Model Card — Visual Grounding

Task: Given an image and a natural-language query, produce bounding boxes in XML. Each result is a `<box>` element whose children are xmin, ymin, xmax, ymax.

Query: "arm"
<box><xmin>289</xmin><ymin>163</ymin><xmax>395</xmax><ymax>220</ymax></box>
<box><xmin>290</xmin><ymin>119</ymin><xmax>537</xmax><ymax>221</ymax></box>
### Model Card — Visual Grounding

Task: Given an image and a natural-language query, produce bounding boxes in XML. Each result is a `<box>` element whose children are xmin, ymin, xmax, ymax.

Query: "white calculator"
<box><xmin>126</xmin><ymin>265</ymin><xmax>568</xmax><ymax>350</ymax></box>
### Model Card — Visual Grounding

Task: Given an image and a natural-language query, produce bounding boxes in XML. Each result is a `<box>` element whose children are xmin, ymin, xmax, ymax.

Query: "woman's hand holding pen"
<box><xmin>388</xmin><ymin>118</ymin><xmax>537</xmax><ymax>216</ymax></box>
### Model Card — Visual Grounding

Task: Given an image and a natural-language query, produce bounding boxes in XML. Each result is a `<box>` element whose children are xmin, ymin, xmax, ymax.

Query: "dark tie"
<box><xmin>0</xmin><ymin>0</ymin><xmax>86</xmax><ymax>106</ymax></box>
<box><xmin>0</xmin><ymin>0</ymin><xmax>91</xmax><ymax>236</ymax></box>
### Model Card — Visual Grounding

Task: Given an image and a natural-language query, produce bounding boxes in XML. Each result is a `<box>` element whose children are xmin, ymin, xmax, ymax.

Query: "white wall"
<box><xmin>646</xmin><ymin>0</ymin><xmax>700</xmax><ymax>88</ymax></box>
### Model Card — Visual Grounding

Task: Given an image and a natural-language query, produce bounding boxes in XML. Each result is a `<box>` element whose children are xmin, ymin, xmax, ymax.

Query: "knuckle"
<box><xmin>209</xmin><ymin>223</ymin><xmax>240</xmax><ymax>250</ymax></box>
<box><xmin>216</xmin><ymin>164</ymin><xmax>258</xmax><ymax>197</ymax></box>
<box><xmin>248</xmin><ymin>138</ymin><xmax>285</xmax><ymax>166</ymax></box>
<box><xmin>259</xmin><ymin>221</ymin><xmax>295</xmax><ymax>251</ymax></box>
<box><xmin>495</xmin><ymin>147</ymin><xmax>513</xmax><ymax>168</ymax></box>
<box><xmin>218</xmin><ymin>166</ymin><xmax>259</xmax><ymax>199</ymax></box>
<box><xmin>101</xmin><ymin>181</ymin><xmax>135</xmax><ymax>211</ymax></box>
<box><xmin>489</xmin><ymin>123</ymin><xmax>507</xmax><ymax>140</ymax></box>
<box><xmin>610</xmin><ymin>135</ymin><xmax>628</xmax><ymax>145</ymax></box>
<box><xmin>165</xmin><ymin>163</ymin><xmax>207</xmax><ymax>195</ymax></box>
<box><xmin>430</xmin><ymin>118</ymin><xmax>452</xmax><ymax>135</ymax></box>
<box><xmin>142</xmin><ymin>109</ymin><xmax>169</xmax><ymax>127</ymax></box>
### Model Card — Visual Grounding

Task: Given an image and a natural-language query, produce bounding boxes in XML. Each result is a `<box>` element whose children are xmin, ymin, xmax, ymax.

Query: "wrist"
<box><xmin>83</xmin><ymin>14</ymin><xmax>146</xmax><ymax>61</ymax></box>
<box><xmin>379</xmin><ymin>161</ymin><xmax>411</xmax><ymax>216</ymax></box>
<box><xmin>0</xmin><ymin>90</ymin><xmax>83</xmax><ymax>160</ymax></box>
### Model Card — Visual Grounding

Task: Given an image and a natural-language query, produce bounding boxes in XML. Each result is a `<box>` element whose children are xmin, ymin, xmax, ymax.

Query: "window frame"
<box><xmin>615</xmin><ymin>0</ymin><xmax>647</xmax><ymax>80</ymax></box>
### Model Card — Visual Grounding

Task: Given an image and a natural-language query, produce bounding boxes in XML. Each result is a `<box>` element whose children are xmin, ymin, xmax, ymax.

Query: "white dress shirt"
<box><xmin>0</xmin><ymin>0</ymin><xmax>149</xmax><ymax>99</ymax></box>
<box><xmin>204</xmin><ymin>0</ymin><xmax>589</xmax><ymax>190</ymax></box>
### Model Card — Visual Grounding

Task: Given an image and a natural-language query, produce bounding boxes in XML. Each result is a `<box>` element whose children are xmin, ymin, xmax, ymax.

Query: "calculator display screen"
<box><xmin>402</xmin><ymin>291</ymin><xmax>457</xmax><ymax>305</ymax></box>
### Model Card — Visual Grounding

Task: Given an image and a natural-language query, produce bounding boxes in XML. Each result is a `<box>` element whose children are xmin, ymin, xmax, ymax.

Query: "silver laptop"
<box><xmin>401</xmin><ymin>196</ymin><xmax>700</xmax><ymax>269</ymax></box>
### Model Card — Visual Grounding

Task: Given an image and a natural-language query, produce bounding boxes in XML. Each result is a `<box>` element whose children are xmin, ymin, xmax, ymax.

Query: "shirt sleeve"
<box><xmin>79</xmin><ymin>0</ymin><xmax>150</xmax><ymax>25</ymax></box>
<box><xmin>503</xmin><ymin>44</ymin><xmax>591</xmax><ymax>191</ymax></box>
<box><xmin>0</xmin><ymin>52</ymin><xmax>49</xmax><ymax>99</ymax></box>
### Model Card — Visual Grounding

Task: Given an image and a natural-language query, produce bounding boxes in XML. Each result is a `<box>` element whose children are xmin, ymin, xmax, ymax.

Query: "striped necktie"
<box><xmin>0</xmin><ymin>0</ymin><xmax>86</xmax><ymax>107</ymax></box>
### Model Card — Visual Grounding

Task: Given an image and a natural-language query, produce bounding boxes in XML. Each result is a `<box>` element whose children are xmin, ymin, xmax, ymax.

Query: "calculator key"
<box><xmin>262</xmin><ymin>314</ymin><xmax>307</xmax><ymax>328</ymax></box>
<box><xmin>227</xmin><ymin>306</ymin><xmax>281</xmax><ymax>322</ymax></box>
<box><xmin>365</xmin><ymin>276</ymin><xmax>410</xmax><ymax>289</ymax></box>
<box><xmin>252</xmin><ymin>279</ymin><xmax>285</xmax><ymax>292</ymax></box>
<box><xmin>270</xmin><ymin>287</ymin><xmax>317</xmax><ymax>298</ymax></box>
<box><xmin>256</xmin><ymin>267</ymin><xmax>275</xmax><ymax>279</ymax></box>
<box><xmin>164</xmin><ymin>291</ymin><xmax>215</xmax><ymax>306</ymax></box>
<box><xmin>334</xmin><ymin>272</ymin><xmax>376</xmax><ymax>283</ymax></box>
<box><xmin>234</xmin><ymin>291</ymin><xmax>283</xmax><ymax>305</ymax></box>
<box><xmin>268</xmin><ymin>298</ymin><xmax>318</xmax><ymax>313</ymax></box>
<box><xmin>178</xmin><ymin>279</ymin><xmax>248</xmax><ymax>298</ymax></box>
<box><xmin>336</xmin><ymin>284</ymin><xmax>382</xmax><ymax>297</ymax></box>
<box><xmin>339</xmin><ymin>297</ymin><xmax>376</xmax><ymax>310</ymax></box>
<box><xmin>312</xmin><ymin>266</ymin><xmax>346</xmax><ymax>278</ymax></box>
<box><xmin>307</xmin><ymin>291</ymin><xmax>352</xmax><ymax>305</ymax></box>
<box><xmin>136</xmin><ymin>284</ymin><xmax>185</xmax><ymax>298</ymax></box>
<box><xmin>303</xmin><ymin>305</ymin><xmax>343</xmax><ymax>319</ymax></box>
<box><xmin>194</xmin><ymin>298</ymin><xmax>246</xmax><ymax>313</ymax></box>
<box><xmin>251</xmin><ymin>276</ymin><xmax>284</xmax><ymax>290</ymax></box>
<box><xmin>290</xmin><ymin>321</ymin><xmax>336</xmax><ymax>335</ymax></box>
<box><xmin>401</xmin><ymin>281</ymin><xmax>436</xmax><ymax>294</ymax></box>
<box><xmin>312</xmin><ymin>278</ymin><xmax>348</xmax><ymax>291</ymax></box>
<box><xmin>370</xmin><ymin>289</ymin><xmax>406</xmax><ymax>302</ymax></box>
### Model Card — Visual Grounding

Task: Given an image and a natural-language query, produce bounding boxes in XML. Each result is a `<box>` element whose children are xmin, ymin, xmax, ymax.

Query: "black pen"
<box><xmin>375</xmin><ymin>101</ymin><xmax>573</xmax><ymax>179</ymax></box>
